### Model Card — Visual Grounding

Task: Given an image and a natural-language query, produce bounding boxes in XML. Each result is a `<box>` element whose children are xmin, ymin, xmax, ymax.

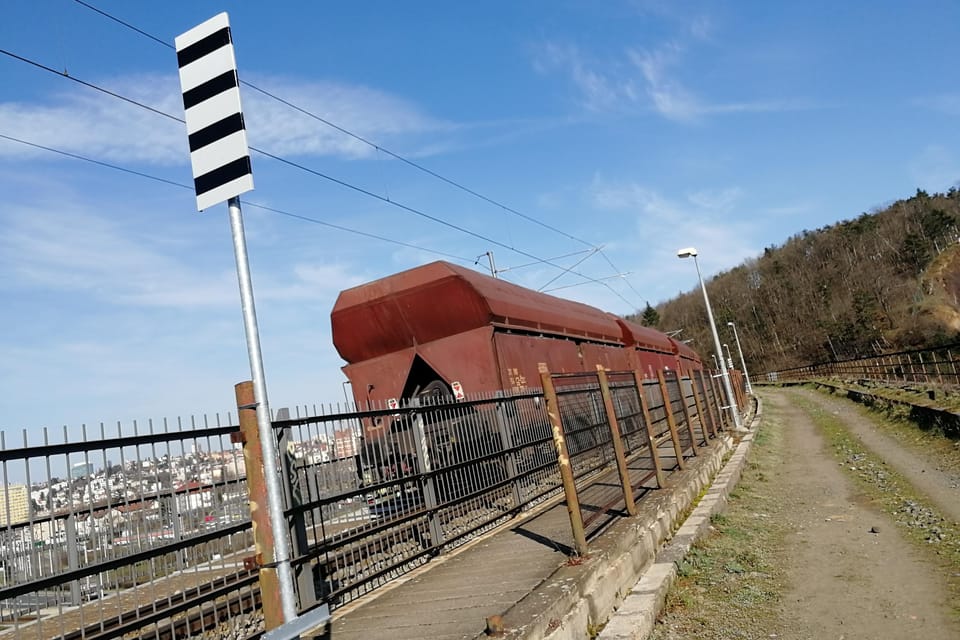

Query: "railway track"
<box><xmin>61</xmin><ymin>570</ymin><xmax>260</xmax><ymax>640</ymax></box>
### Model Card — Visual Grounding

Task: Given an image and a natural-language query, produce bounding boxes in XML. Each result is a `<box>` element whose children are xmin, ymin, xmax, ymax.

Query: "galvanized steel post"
<box><xmin>228</xmin><ymin>197</ymin><xmax>297</xmax><ymax>623</ymax></box>
<box><xmin>595</xmin><ymin>367</ymin><xmax>637</xmax><ymax>517</ymax></box>
<box><xmin>539</xmin><ymin>365</ymin><xmax>588</xmax><ymax>556</ymax></box>
<box><xmin>412</xmin><ymin>412</ymin><xmax>445</xmax><ymax>549</ymax></box>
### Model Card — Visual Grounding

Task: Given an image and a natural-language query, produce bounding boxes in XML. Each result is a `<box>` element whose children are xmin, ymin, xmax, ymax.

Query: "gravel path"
<box><xmin>769</xmin><ymin>388</ymin><xmax>957</xmax><ymax>639</ymax></box>
<box><xmin>793</xmin><ymin>387</ymin><xmax>960</xmax><ymax>524</ymax></box>
<box><xmin>649</xmin><ymin>387</ymin><xmax>959</xmax><ymax>639</ymax></box>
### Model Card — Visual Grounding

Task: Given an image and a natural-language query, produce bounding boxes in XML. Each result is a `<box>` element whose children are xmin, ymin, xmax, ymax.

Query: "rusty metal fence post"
<box><xmin>694</xmin><ymin>370</ymin><xmax>716</xmax><ymax>439</ymax></box>
<box><xmin>632</xmin><ymin>371</ymin><xmax>665</xmax><ymax>488</ymax></box>
<box><xmin>539</xmin><ymin>365</ymin><xmax>588</xmax><ymax>556</ymax></box>
<box><xmin>235</xmin><ymin>380</ymin><xmax>284</xmax><ymax>631</ymax></box>
<box><xmin>656</xmin><ymin>370</ymin><xmax>686</xmax><ymax>469</ymax></box>
<box><xmin>674</xmin><ymin>375</ymin><xmax>700</xmax><ymax>456</ymax></box>
<box><xmin>690</xmin><ymin>372</ymin><xmax>714</xmax><ymax>441</ymax></box>
<box><xmin>595</xmin><ymin>367</ymin><xmax>637</xmax><ymax>517</ymax></box>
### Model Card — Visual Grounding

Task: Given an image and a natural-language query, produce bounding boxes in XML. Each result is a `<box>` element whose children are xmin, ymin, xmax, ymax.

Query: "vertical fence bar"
<box><xmin>411</xmin><ymin>412</ymin><xmax>445</xmax><ymax>549</ymax></box>
<box><xmin>632</xmin><ymin>372</ymin><xmax>665</xmax><ymax>488</ymax></box>
<box><xmin>493</xmin><ymin>400</ymin><xmax>523</xmax><ymax>512</ymax></box>
<box><xmin>539</xmin><ymin>365</ymin><xmax>588</xmax><ymax>556</ymax></box>
<box><xmin>656</xmin><ymin>370</ymin><xmax>686</xmax><ymax>469</ymax></box>
<box><xmin>595</xmin><ymin>368</ymin><xmax>637</xmax><ymax>516</ymax></box>
<box><xmin>235</xmin><ymin>380</ymin><xmax>284</xmax><ymax>631</ymax></box>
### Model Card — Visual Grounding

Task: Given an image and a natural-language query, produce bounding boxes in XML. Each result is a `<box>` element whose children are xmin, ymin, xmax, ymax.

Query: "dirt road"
<box><xmin>650</xmin><ymin>386</ymin><xmax>959</xmax><ymax>639</ymax></box>
<box><xmin>771</xmin><ymin>388</ymin><xmax>957</xmax><ymax>639</ymax></box>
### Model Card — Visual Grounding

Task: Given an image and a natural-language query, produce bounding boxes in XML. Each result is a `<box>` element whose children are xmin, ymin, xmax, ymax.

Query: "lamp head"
<box><xmin>727</xmin><ymin>321</ymin><xmax>734</xmax><ymax>327</ymax></box>
<box><xmin>676</xmin><ymin>247</ymin><xmax>697</xmax><ymax>258</ymax></box>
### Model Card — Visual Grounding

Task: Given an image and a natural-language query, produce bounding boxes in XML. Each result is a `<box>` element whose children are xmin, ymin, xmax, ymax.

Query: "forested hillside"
<box><xmin>637</xmin><ymin>188</ymin><xmax>960</xmax><ymax>374</ymax></box>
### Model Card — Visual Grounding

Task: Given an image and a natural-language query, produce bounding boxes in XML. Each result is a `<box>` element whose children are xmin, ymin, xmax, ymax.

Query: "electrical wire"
<box><xmin>0</xmin><ymin>44</ymin><xmax>635</xmax><ymax>305</ymax></box>
<box><xmin>0</xmin><ymin>132</ymin><xmax>474</xmax><ymax>263</ymax></box>
<box><xmin>67</xmin><ymin>0</ymin><xmax>645</xmax><ymax>306</ymax></box>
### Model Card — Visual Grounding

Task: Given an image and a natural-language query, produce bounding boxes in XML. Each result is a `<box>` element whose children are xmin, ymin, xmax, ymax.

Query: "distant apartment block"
<box><xmin>71</xmin><ymin>461</ymin><xmax>95</xmax><ymax>479</ymax></box>
<box><xmin>334</xmin><ymin>428</ymin><xmax>358</xmax><ymax>459</ymax></box>
<box><xmin>0</xmin><ymin>484</ymin><xmax>30</xmax><ymax>525</ymax></box>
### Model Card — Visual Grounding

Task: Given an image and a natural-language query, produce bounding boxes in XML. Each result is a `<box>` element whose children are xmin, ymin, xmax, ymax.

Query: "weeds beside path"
<box><xmin>649</xmin><ymin>387</ymin><xmax>960</xmax><ymax>640</ymax></box>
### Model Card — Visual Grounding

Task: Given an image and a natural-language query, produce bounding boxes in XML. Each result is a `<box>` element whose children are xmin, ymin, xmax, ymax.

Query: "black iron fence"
<box><xmin>0</xmin><ymin>417</ymin><xmax>257</xmax><ymax>640</ymax></box>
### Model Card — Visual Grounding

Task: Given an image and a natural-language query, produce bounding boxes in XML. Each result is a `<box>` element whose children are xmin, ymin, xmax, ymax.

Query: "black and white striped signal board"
<box><xmin>175</xmin><ymin>13</ymin><xmax>253</xmax><ymax>211</ymax></box>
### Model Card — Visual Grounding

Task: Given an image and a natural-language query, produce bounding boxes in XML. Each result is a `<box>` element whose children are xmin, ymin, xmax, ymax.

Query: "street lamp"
<box><xmin>727</xmin><ymin>321</ymin><xmax>753</xmax><ymax>394</ymax></box>
<box><xmin>677</xmin><ymin>247</ymin><xmax>745</xmax><ymax>431</ymax></box>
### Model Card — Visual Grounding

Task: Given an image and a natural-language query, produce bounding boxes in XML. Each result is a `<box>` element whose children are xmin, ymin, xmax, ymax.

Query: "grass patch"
<box><xmin>649</xmin><ymin>407</ymin><xmax>789</xmax><ymax>639</ymax></box>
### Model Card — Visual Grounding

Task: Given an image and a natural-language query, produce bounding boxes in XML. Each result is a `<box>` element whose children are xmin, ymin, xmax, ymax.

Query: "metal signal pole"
<box><xmin>228</xmin><ymin>196</ymin><xmax>298</xmax><ymax>622</ymax></box>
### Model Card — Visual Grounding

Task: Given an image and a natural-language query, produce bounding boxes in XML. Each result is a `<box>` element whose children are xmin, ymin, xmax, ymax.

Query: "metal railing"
<box><xmin>1</xmin><ymin>365</ymin><xmax>739</xmax><ymax>640</ymax></box>
<box><xmin>0</xmin><ymin>416</ymin><xmax>257</xmax><ymax>640</ymax></box>
<box><xmin>765</xmin><ymin>343</ymin><xmax>960</xmax><ymax>387</ymax></box>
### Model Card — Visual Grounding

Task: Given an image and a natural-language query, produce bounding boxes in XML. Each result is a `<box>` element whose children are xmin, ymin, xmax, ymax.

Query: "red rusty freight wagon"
<box><xmin>331</xmin><ymin>262</ymin><xmax>701</xmax><ymax>417</ymax></box>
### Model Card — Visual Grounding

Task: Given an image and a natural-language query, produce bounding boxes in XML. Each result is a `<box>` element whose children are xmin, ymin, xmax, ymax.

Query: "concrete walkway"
<box><xmin>327</xmin><ymin>418</ymin><xmax>745</xmax><ymax>640</ymax></box>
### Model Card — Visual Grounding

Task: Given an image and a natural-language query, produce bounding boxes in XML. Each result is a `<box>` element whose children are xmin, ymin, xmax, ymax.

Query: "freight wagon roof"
<box><xmin>615</xmin><ymin>318</ymin><xmax>677</xmax><ymax>354</ymax></box>
<box><xmin>332</xmin><ymin>261</ymin><xmax>627</xmax><ymax>364</ymax></box>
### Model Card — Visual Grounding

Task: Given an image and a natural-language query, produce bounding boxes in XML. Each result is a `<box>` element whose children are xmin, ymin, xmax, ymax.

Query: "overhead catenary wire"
<box><xmin>0</xmin><ymin>132</ymin><xmax>474</xmax><ymax>264</ymax></box>
<box><xmin>0</xmin><ymin>43</ymin><xmax>637</xmax><ymax>306</ymax></box>
<box><xmin>66</xmin><ymin>0</ymin><xmax>646</xmax><ymax>307</ymax></box>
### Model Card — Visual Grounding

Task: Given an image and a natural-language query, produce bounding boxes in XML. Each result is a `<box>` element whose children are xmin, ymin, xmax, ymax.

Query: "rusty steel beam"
<box><xmin>236</xmin><ymin>380</ymin><xmax>284</xmax><ymax>631</ymax></box>
<box><xmin>595</xmin><ymin>366</ymin><xmax>637</xmax><ymax>517</ymax></box>
<box><xmin>539</xmin><ymin>364</ymin><xmax>588</xmax><ymax>556</ymax></box>
<box><xmin>656</xmin><ymin>370</ymin><xmax>686</xmax><ymax>469</ymax></box>
<box><xmin>632</xmin><ymin>371</ymin><xmax>665</xmax><ymax>488</ymax></box>
<box><xmin>690</xmin><ymin>371</ymin><xmax>715</xmax><ymax>441</ymax></box>
<box><xmin>674</xmin><ymin>376</ymin><xmax>700</xmax><ymax>456</ymax></box>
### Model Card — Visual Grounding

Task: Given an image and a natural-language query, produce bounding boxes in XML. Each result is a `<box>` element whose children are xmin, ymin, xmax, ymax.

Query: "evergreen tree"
<box><xmin>641</xmin><ymin>302</ymin><xmax>660</xmax><ymax>327</ymax></box>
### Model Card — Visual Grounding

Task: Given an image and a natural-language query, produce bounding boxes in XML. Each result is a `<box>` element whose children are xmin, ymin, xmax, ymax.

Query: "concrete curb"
<box><xmin>596</xmin><ymin>395</ymin><xmax>765</xmax><ymax>640</ymax></box>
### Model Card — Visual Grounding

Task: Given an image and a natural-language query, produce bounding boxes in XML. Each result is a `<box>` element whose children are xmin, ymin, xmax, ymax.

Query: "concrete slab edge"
<box><xmin>596</xmin><ymin>396</ymin><xmax>765</xmax><ymax>640</ymax></box>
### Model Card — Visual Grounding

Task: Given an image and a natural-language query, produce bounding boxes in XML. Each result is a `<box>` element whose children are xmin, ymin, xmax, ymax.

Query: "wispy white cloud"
<box><xmin>0</xmin><ymin>204</ymin><xmax>367</xmax><ymax>308</ymax></box>
<box><xmin>587</xmin><ymin>176</ymin><xmax>758</xmax><ymax>299</ymax></box>
<box><xmin>534</xmin><ymin>16</ymin><xmax>812</xmax><ymax>123</ymax></box>
<box><xmin>533</xmin><ymin>42</ymin><xmax>636</xmax><ymax>112</ymax></box>
<box><xmin>0</xmin><ymin>72</ymin><xmax>447</xmax><ymax>164</ymax></box>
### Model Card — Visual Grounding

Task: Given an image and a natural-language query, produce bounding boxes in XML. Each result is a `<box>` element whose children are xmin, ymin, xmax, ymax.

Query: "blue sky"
<box><xmin>2</xmin><ymin>1</ymin><xmax>959</xmax><ymax>432</ymax></box>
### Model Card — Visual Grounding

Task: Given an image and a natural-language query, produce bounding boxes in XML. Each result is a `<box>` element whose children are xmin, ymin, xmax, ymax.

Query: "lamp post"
<box><xmin>677</xmin><ymin>247</ymin><xmax>745</xmax><ymax>431</ymax></box>
<box><xmin>723</xmin><ymin>343</ymin><xmax>734</xmax><ymax>371</ymax></box>
<box><xmin>728</xmin><ymin>321</ymin><xmax>753</xmax><ymax>394</ymax></box>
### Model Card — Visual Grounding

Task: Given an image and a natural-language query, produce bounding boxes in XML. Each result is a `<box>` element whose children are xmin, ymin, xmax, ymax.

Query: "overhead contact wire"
<box><xmin>69</xmin><ymin>0</ymin><xmax>644</xmax><ymax>303</ymax></box>
<box><xmin>0</xmin><ymin>133</ymin><xmax>473</xmax><ymax>263</ymax></box>
<box><xmin>0</xmin><ymin>43</ymin><xmax>628</xmax><ymax>300</ymax></box>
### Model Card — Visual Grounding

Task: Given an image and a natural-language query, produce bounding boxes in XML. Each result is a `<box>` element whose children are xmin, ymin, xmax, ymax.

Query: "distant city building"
<box><xmin>334</xmin><ymin>428</ymin><xmax>358</xmax><ymax>459</ymax></box>
<box><xmin>71</xmin><ymin>461</ymin><xmax>95</xmax><ymax>479</ymax></box>
<box><xmin>0</xmin><ymin>484</ymin><xmax>30</xmax><ymax>526</ymax></box>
